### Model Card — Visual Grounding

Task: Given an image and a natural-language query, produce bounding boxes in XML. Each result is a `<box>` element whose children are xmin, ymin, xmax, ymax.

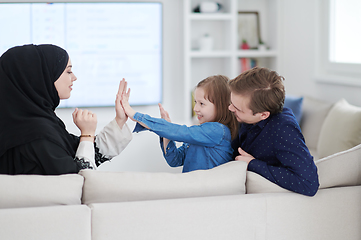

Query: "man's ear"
<box><xmin>259</xmin><ymin>111</ymin><xmax>270</xmax><ymax>120</ymax></box>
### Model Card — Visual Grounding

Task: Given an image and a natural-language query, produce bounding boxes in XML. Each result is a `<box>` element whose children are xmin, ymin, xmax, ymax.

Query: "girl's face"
<box><xmin>193</xmin><ymin>87</ymin><xmax>216</xmax><ymax>124</ymax></box>
<box><xmin>54</xmin><ymin>58</ymin><xmax>77</xmax><ymax>99</ymax></box>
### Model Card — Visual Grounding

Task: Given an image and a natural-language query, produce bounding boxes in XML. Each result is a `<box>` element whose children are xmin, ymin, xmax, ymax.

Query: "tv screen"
<box><xmin>0</xmin><ymin>2</ymin><xmax>163</xmax><ymax>107</ymax></box>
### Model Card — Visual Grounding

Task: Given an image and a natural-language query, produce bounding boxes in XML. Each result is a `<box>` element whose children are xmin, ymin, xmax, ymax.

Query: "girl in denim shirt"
<box><xmin>121</xmin><ymin>75</ymin><xmax>238</xmax><ymax>172</ymax></box>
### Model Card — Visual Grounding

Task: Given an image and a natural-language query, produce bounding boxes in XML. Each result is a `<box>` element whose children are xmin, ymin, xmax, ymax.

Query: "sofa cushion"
<box><xmin>246</xmin><ymin>171</ymin><xmax>291</xmax><ymax>194</ymax></box>
<box><xmin>0</xmin><ymin>205</ymin><xmax>91</xmax><ymax>240</ymax></box>
<box><xmin>316</xmin><ymin>143</ymin><xmax>361</xmax><ymax>189</ymax></box>
<box><xmin>0</xmin><ymin>174</ymin><xmax>84</xmax><ymax>209</ymax></box>
<box><xmin>89</xmin><ymin>194</ymin><xmax>268</xmax><ymax>240</ymax></box>
<box><xmin>300</xmin><ymin>96</ymin><xmax>333</xmax><ymax>151</ymax></box>
<box><xmin>317</xmin><ymin>98</ymin><xmax>361</xmax><ymax>158</ymax></box>
<box><xmin>80</xmin><ymin>161</ymin><xmax>247</xmax><ymax>204</ymax></box>
<box><xmin>284</xmin><ymin>95</ymin><xmax>303</xmax><ymax>124</ymax></box>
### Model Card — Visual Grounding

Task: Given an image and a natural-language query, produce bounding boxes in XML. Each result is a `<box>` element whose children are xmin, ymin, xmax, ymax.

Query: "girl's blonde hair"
<box><xmin>196</xmin><ymin>75</ymin><xmax>238</xmax><ymax>139</ymax></box>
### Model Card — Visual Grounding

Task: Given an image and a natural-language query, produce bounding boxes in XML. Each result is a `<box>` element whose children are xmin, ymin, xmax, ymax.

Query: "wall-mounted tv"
<box><xmin>0</xmin><ymin>2</ymin><xmax>163</xmax><ymax>107</ymax></box>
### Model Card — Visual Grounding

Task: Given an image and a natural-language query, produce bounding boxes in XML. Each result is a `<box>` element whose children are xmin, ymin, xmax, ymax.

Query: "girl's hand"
<box><xmin>158</xmin><ymin>103</ymin><xmax>171</xmax><ymax>122</ymax></box>
<box><xmin>120</xmin><ymin>85</ymin><xmax>136</xmax><ymax>121</ymax></box>
<box><xmin>158</xmin><ymin>103</ymin><xmax>171</xmax><ymax>153</ymax></box>
<box><xmin>235</xmin><ymin>147</ymin><xmax>255</xmax><ymax>164</ymax></box>
<box><xmin>115</xmin><ymin>78</ymin><xmax>128</xmax><ymax>128</ymax></box>
<box><xmin>72</xmin><ymin>108</ymin><xmax>97</xmax><ymax>141</ymax></box>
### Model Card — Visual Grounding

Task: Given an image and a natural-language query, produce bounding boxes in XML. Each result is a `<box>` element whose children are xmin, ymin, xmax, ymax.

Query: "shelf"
<box><xmin>236</xmin><ymin>50</ymin><xmax>278</xmax><ymax>58</ymax></box>
<box><xmin>189</xmin><ymin>50</ymin><xmax>278</xmax><ymax>58</ymax></box>
<box><xmin>189</xmin><ymin>50</ymin><xmax>233</xmax><ymax>58</ymax></box>
<box><xmin>189</xmin><ymin>13</ymin><xmax>233</xmax><ymax>20</ymax></box>
<box><xmin>183</xmin><ymin>0</ymin><xmax>280</xmax><ymax>121</ymax></box>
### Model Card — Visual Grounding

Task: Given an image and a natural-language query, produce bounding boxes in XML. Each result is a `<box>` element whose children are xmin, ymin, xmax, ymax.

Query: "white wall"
<box><xmin>279</xmin><ymin>0</ymin><xmax>361</xmax><ymax>107</ymax></box>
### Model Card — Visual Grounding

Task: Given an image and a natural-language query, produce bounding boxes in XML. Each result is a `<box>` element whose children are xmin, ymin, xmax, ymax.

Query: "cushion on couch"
<box><xmin>300</xmin><ymin>96</ymin><xmax>333</xmax><ymax>151</ymax></box>
<box><xmin>316</xmin><ymin>143</ymin><xmax>361</xmax><ymax>189</ymax></box>
<box><xmin>317</xmin><ymin>98</ymin><xmax>361</xmax><ymax>159</ymax></box>
<box><xmin>0</xmin><ymin>174</ymin><xmax>84</xmax><ymax>209</ymax></box>
<box><xmin>284</xmin><ymin>95</ymin><xmax>303</xmax><ymax>124</ymax></box>
<box><xmin>80</xmin><ymin>161</ymin><xmax>248</xmax><ymax>204</ymax></box>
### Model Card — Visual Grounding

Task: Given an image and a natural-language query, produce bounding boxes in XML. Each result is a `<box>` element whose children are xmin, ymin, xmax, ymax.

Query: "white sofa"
<box><xmin>1</xmin><ymin>96</ymin><xmax>361</xmax><ymax>240</ymax></box>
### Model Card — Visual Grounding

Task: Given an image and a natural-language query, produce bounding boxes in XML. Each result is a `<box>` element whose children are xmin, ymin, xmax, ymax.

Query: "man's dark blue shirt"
<box><xmin>232</xmin><ymin>107</ymin><xmax>319</xmax><ymax>196</ymax></box>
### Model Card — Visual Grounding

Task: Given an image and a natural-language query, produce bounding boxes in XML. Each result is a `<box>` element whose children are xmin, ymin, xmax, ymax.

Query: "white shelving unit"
<box><xmin>183</xmin><ymin>0</ymin><xmax>280</xmax><ymax>122</ymax></box>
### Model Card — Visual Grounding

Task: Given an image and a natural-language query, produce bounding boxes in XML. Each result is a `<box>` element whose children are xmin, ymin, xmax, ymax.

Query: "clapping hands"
<box><xmin>72</xmin><ymin>78</ymin><xmax>133</xmax><ymax>137</ymax></box>
<box><xmin>115</xmin><ymin>78</ymin><xmax>131</xmax><ymax>128</ymax></box>
<box><xmin>118</xmin><ymin>79</ymin><xmax>136</xmax><ymax>121</ymax></box>
<box><xmin>116</xmin><ymin>78</ymin><xmax>172</xmax><ymax>129</ymax></box>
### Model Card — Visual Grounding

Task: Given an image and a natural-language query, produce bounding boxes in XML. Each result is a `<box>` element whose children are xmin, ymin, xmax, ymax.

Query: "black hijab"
<box><xmin>0</xmin><ymin>44</ymin><xmax>79</xmax><ymax>157</ymax></box>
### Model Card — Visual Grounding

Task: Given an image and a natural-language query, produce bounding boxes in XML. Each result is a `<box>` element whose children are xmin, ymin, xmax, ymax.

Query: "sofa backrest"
<box><xmin>0</xmin><ymin>174</ymin><xmax>84</xmax><ymax>209</ymax></box>
<box><xmin>80</xmin><ymin>161</ymin><xmax>248</xmax><ymax>204</ymax></box>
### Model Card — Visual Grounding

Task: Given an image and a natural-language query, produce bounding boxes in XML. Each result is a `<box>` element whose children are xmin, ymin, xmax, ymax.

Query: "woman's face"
<box><xmin>54</xmin><ymin>58</ymin><xmax>77</xmax><ymax>99</ymax></box>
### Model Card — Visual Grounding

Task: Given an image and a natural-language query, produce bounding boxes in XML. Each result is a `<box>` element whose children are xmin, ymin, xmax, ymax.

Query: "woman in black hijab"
<box><xmin>0</xmin><ymin>44</ymin><xmax>132</xmax><ymax>175</ymax></box>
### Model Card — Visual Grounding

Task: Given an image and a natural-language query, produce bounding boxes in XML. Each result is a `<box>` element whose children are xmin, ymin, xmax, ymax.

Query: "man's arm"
<box><xmin>247</xmin><ymin>122</ymin><xmax>319</xmax><ymax>196</ymax></box>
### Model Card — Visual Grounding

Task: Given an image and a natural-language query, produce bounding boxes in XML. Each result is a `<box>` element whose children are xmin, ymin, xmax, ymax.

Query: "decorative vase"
<box><xmin>199</xmin><ymin>34</ymin><xmax>214</xmax><ymax>51</ymax></box>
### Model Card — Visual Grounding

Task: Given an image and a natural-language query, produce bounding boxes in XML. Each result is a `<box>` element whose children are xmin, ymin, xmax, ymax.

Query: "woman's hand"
<box><xmin>158</xmin><ymin>103</ymin><xmax>171</xmax><ymax>122</ymax></box>
<box><xmin>120</xmin><ymin>83</ymin><xmax>136</xmax><ymax>121</ymax></box>
<box><xmin>72</xmin><ymin>108</ymin><xmax>97</xmax><ymax>141</ymax></box>
<box><xmin>115</xmin><ymin>78</ymin><xmax>128</xmax><ymax>129</ymax></box>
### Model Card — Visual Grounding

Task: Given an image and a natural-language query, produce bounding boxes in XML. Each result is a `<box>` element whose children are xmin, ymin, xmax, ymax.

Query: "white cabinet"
<box><xmin>183</xmin><ymin>0</ymin><xmax>280</xmax><ymax>121</ymax></box>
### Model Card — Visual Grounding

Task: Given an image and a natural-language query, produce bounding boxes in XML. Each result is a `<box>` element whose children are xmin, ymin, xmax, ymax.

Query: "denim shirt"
<box><xmin>133</xmin><ymin>112</ymin><xmax>233</xmax><ymax>172</ymax></box>
<box><xmin>231</xmin><ymin>107</ymin><xmax>319</xmax><ymax>196</ymax></box>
